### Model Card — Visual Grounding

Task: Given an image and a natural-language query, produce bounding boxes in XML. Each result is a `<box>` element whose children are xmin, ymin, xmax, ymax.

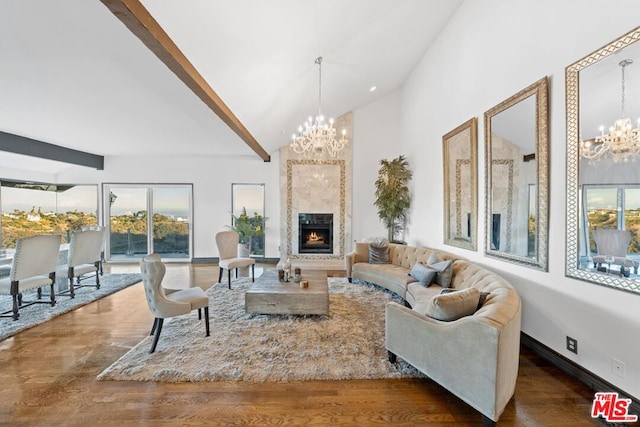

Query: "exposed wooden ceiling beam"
<box><xmin>100</xmin><ymin>0</ymin><xmax>271</xmax><ymax>162</ymax></box>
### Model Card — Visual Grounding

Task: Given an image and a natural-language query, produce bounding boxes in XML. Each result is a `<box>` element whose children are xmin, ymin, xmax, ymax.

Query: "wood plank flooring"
<box><xmin>0</xmin><ymin>263</ymin><xmax>601</xmax><ymax>426</ymax></box>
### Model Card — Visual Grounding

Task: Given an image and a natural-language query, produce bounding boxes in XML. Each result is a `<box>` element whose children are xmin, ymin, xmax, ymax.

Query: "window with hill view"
<box><xmin>105</xmin><ymin>184</ymin><xmax>192</xmax><ymax>260</ymax></box>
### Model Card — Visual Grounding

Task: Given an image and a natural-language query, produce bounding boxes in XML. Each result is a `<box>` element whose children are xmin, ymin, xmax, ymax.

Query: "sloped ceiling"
<box><xmin>0</xmin><ymin>0</ymin><xmax>462</xmax><ymax>171</ymax></box>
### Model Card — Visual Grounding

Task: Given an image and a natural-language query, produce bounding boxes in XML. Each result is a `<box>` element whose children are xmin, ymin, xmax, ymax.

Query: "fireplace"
<box><xmin>298</xmin><ymin>213</ymin><xmax>333</xmax><ymax>254</ymax></box>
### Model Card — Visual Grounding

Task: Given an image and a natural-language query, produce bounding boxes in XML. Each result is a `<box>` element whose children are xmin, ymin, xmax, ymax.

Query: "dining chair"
<box><xmin>140</xmin><ymin>254</ymin><xmax>210</xmax><ymax>353</ymax></box>
<box><xmin>0</xmin><ymin>234</ymin><xmax>62</xmax><ymax>321</ymax></box>
<box><xmin>81</xmin><ymin>225</ymin><xmax>106</xmax><ymax>276</ymax></box>
<box><xmin>215</xmin><ymin>230</ymin><xmax>255</xmax><ymax>289</ymax></box>
<box><xmin>58</xmin><ymin>229</ymin><xmax>104</xmax><ymax>298</ymax></box>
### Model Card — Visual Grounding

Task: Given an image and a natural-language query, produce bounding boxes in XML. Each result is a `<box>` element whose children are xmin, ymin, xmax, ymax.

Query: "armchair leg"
<box><xmin>198</xmin><ymin>308</ymin><xmax>202</xmax><ymax>320</ymax></box>
<box><xmin>150</xmin><ymin>318</ymin><xmax>159</xmax><ymax>336</ymax></box>
<box><xmin>204</xmin><ymin>307</ymin><xmax>210</xmax><ymax>337</ymax></box>
<box><xmin>150</xmin><ymin>318</ymin><xmax>164</xmax><ymax>353</ymax></box>
<box><xmin>218</xmin><ymin>267</ymin><xmax>223</xmax><ymax>283</ymax></box>
<box><xmin>388</xmin><ymin>350</ymin><xmax>397</xmax><ymax>364</ymax></box>
<box><xmin>37</xmin><ymin>287</ymin><xmax>42</xmax><ymax>300</ymax></box>
<box><xmin>482</xmin><ymin>415</ymin><xmax>496</xmax><ymax>427</ymax></box>
<box><xmin>251</xmin><ymin>264</ymin><xmax>255</xmax><ymax>282</ymax></box>
<box><xmin>228</xmin><ymin>269</ymin><xmax>232</xmax><ymax>289</ymax></box>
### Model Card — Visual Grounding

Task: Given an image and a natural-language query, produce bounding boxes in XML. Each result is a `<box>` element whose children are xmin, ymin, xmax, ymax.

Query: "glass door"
<box><xmin>105</xmin><ymin>184</ymin><xmax>192</xmax><ymax>261</ymax></box>
<box><xmin>151</xmin><ymin>187</ymin><xmax>190</xmax><ymax>259</ymax></box>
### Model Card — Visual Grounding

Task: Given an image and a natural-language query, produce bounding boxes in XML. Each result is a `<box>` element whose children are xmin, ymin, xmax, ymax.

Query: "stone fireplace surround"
<box><xmin>278</xmin><ymin>112</ymin><xmax>352</xmax><ymax>269</ymax></box>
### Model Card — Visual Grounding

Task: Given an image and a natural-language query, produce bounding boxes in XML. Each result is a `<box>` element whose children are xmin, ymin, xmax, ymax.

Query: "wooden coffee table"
<box><xmin>245</xmin><ymin>269</ymin><xmax>329</xmax><ymax>315</ymax></box>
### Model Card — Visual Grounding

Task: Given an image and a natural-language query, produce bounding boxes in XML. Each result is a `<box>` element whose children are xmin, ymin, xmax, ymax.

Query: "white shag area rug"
<box><xmin>98</xmin><ymin>276</ymin><xmax>422</xmax><ymax>383</ymax></box>
<box><xmin>0</xmin><ymin>273</ymin><xmax>142</xmax><ymax>342</ymax></box>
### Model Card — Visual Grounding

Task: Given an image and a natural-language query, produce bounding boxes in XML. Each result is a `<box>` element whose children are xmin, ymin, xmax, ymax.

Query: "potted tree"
<box><xmin>374</xmin><ymin>155</ymin><xmax>413</xmax><ymax>243</ymax></box>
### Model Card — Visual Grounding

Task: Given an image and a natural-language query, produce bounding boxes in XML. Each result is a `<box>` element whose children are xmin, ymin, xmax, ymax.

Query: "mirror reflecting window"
<box><xmin>0</xmin><ymin>179</ymin><xmax>98</xmax><ymax>249</ymax></box>
<box><xmin>566</xmin><ymin>26</ymin><xmax>640</xmax><ymax>293</ymax></box>
<box><xmin>484</xmin><ymin>77</ymin><xmax>549</xmax><ymax>270</ymax></box>
<box><xmin>443</xmin><ymin>118</ymin><xmax>478</xmax><ymax>250</ymax></box>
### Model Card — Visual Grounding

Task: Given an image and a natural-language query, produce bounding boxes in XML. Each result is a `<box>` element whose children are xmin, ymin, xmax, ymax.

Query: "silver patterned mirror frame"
<box><xmin>484</xmin><ymin>77</ymin><xmax>549</xmax><ymax>270</ymax></box>
<box><xmin>443</xmin><ymin>117</ymin><xmax>478</xmax><ymax>251</ymax></box>
<box><xmin>565</xmin><ymin>26</ymin><xmax>640</xmax><ymax>293</ymax></box>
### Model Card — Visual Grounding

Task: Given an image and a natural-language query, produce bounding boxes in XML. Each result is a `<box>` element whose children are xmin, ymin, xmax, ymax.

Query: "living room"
<box><xmin>1</xmin><ymin>0</ymin><xmax>640</xmax><ymax>425</ymax></box>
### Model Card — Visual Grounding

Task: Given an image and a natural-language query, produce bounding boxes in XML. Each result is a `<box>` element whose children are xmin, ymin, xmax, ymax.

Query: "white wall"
<box><xmin>56</xmin><ymin>153</ymin><xmax>282</xmax><ymax>259</ymax></box>
<box><xmin>399</xmin><ymin>0</ymin><xmax>640</xmax><ymax>398</ymax></box>
<box><xmin>352</xmin><ymin>89</ymin><xmax>403</xmax><ymax>245</ymax></box>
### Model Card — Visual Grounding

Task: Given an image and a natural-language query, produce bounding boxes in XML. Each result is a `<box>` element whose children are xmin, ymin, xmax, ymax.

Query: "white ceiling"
<box><xmin>0</xmin><ymin>0</ymin><xmax>462</xmax><ymax>171</ymax></box>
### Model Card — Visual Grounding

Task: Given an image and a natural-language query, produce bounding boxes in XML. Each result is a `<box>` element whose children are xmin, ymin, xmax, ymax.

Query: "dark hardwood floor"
<box><xmin>0</xmin><ymin>263</ymin><xmax>602</xmax><ymax>426</ymax></box>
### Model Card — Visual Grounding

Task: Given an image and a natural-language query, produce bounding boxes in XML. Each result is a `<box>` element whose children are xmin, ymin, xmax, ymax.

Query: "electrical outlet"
<box><xmin>612</xmin><ymin>358</ymin><xmax>625</xmax><ymax>377</ymax></box>
<box><xmin>566</xmin><ymin>336</ymin><xmax>578</xmax><ymax>354</ymax></box>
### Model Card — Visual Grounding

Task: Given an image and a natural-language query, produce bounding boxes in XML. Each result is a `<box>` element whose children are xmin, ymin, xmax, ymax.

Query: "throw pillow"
<box><xmin>408</xmin><ymin>262</ymin><xmax>437</xmax><ymax>286</ymax></box>
<box><xmin>441</xmin><ymin>288</ymin><xmax>490</xmax><ymax>310</ymax></box>
<box><xmin>427</xmin><ymin>253</ymin><xmax>453</xmax><ymax>288</ymax></box>
<box><xmin>368</xmin><ymin>245</ymin><xmax>390</xmax><ymax>264</ymax></box>
<box><xmin>425</xmin><ymin>287</ymin><xmax>481</xmax><ymax>321</ymax></box>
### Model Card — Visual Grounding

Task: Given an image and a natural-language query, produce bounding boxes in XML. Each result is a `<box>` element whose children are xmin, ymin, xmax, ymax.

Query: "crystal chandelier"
<box><xmin>580</xmin><ymin>59</ymin><xmax>640</xmax><ymax>163</ymax></box>
<box><xmin>290</xmin><ymin>57</ymin><xmax>348</xmax><ymax>157</ymax></box>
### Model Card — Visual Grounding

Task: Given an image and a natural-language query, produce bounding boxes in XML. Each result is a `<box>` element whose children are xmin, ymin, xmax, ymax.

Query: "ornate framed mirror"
<box><xmin>566</xmin><ymin>26</ymin><xmax>640</xmax><ymax>293</ymax></box>
<box><xmin>484</xmin><ymin>77</ymin><xmax>549</xmax><ymax>270</ymax></box>
<box><xmin>443</xmin><ymin>118</ymin><xmax>477</xmax><ymax>250</ymax></box>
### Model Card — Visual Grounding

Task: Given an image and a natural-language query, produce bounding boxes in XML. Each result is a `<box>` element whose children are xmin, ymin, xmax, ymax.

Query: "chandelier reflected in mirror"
<box><xmin>580</xmin><ymin>59</ymin><xmax>640</xmax><ymax>163</ymax></box>
<box><xmin>290</xmin><ymin>57</ymin><xmax>348</xmax><ymax>158</ymax></box>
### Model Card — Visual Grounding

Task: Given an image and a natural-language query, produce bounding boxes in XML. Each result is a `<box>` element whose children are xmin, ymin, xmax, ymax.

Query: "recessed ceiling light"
<box><xmin>369</xmin><ymin>86</ymin><xmax>377</xmax><ymax>92</ymax></box>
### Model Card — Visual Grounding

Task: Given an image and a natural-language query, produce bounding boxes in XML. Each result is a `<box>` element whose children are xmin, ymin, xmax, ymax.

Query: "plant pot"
<box><xmin>237</xmin><ymin>242</ymin><xmax>250</xmax><ymax>258</ymax></box>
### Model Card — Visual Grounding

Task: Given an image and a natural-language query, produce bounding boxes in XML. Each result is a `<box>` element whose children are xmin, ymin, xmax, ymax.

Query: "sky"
<box><xmin>586</xmin><ymin>187</ymin><xmax>640</xmax><ymax>210</ymax></box>
<box><xmin>1</xmin><ymin>185</ymin><xmax>191</xmax><ymax>218</ymax></box>
<box><xmin>1</xmin><ymin>185</ymin><xmax>97</xmax><ymax>213</ymax></box>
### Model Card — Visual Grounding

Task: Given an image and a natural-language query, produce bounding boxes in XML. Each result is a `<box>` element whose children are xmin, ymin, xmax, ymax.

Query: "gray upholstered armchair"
<box><xmin>0</xmin><ymin>234</ymin><xmax>62</xmax><ymax>320</ymax></box>
<box><xmin>140</xmin><ymin>254</ymin><xmax>210</xmax><ymax>353</ymax></box>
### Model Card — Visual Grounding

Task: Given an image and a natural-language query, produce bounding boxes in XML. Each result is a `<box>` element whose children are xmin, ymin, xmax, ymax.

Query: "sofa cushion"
<box><xmin>407</xmin><ymin>282</ymin><xmax>443</xmax><ymax>312</ymax></box>
<box><xmin>425</xmin><ymin>287</ymin><xmax>480</xmax><ymax>321</ymax></box>
<box><xmin>427</xmin><ymin>253</ymin><xmax>453</xmax><ymax>288</ymax></box>
<box><xmin>354</xmin><ymin>242</ymin><xmax>371</xmax><ymax>263</ymax></box>
<box><xmin>408</xmin><ymin>262</ymin><xmax>436</xmax><ymax>286</ymax></box>
<box><xmin>369</xmin><ymin>245</ymin><xmax>390</xmax><ymax>264</ymax></box>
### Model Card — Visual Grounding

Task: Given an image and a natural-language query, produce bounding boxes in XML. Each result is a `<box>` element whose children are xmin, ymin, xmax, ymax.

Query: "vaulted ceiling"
<box><xmin>0</xmin><ymin>0</ymin><xmax>462</xmax><ymax>171</ymax></box>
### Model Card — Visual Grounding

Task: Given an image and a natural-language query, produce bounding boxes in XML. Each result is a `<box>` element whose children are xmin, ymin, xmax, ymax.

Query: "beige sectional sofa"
<box><xmin>345</xmin><ymin>242</ymin><xmax>521</xmax><ymax>425</ymax></box>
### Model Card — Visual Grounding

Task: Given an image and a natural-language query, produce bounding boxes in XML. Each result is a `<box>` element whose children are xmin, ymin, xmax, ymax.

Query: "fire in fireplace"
<box><xmin>298</xmin><ymin>213</ymin><xmax>333</xmax><ymax>254</ymax></box>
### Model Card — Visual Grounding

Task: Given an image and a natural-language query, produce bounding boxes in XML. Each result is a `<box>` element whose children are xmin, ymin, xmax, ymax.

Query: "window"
<box><xmin>231</xmin><ymin>183</ymin><xmax>265</xmax><ymax>257</ymax></box>
<box><xmin>104</xmin><ymin>184</ymin><xmax>192</xmax><ymax>261</ymax></box>
<box><xmin>1</xmin><ymin>180</ymin><xmax>97</xmax><ymax>249</ymax></box>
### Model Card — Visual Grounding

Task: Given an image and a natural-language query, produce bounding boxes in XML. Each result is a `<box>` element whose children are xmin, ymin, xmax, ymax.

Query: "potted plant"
<box><xmin>230</xmin><ymin>207</ymin><xmax>266</xmax><ymax>257</ymax></box>
<box><xmin>374</xmin><ymin>155</ymin><xmax>413</xmax><ymax>243</ymax></box>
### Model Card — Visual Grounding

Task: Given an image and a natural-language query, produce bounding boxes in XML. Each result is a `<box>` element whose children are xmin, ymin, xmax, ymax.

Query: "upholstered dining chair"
<box><xmin>215</xmin><ymin>230</ymin><xmax>255</xmax><ymax>289</ymax></box>
<box><xmin>58</xmin><ymin>229</ymin><xmax>105</xmax><ymax>298</ymax></box>
<box><xmin>140</xmin><ymin>254</ymin><xmax>210</xmax><ymax>353</ymax></box>
<box><xmin>81</xmin><ymin>225</ymin><xmax>106</xmax><ymax>276</ymax></box>
<box><xmin>0</xmin><ymin>234</ymin><xmax>62</xmax><ymax>321</ymax></box>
